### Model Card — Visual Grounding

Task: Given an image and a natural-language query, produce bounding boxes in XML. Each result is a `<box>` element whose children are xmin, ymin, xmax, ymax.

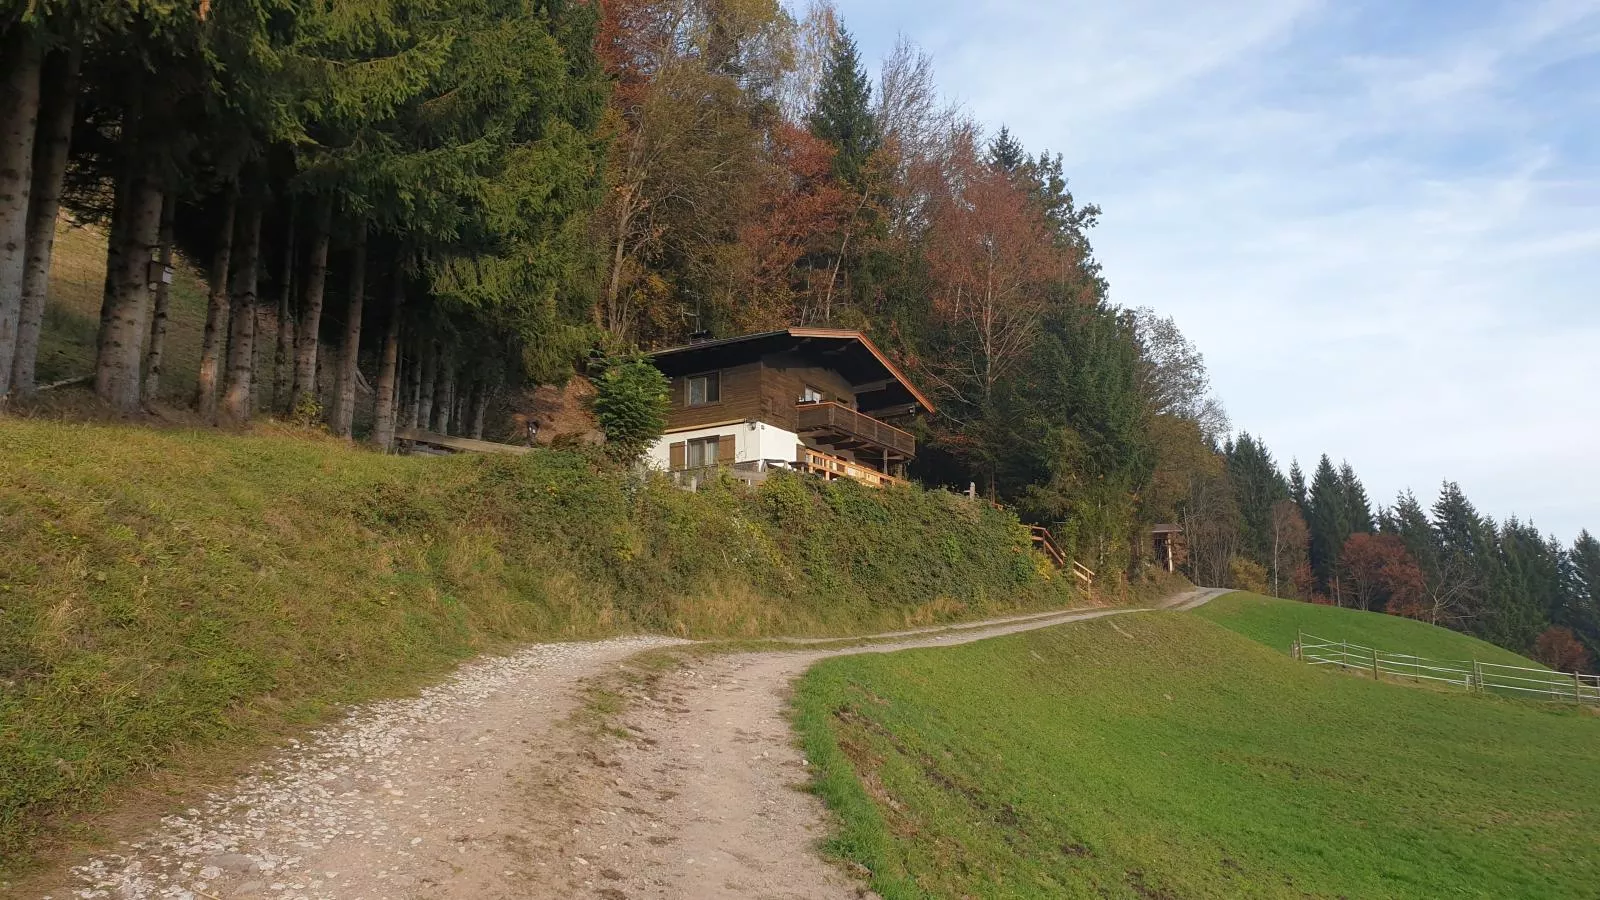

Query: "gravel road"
<box><xmin>33</xmin><ymin>589</ymin><xmax>1225</xmax><ymax>900</ymax></box>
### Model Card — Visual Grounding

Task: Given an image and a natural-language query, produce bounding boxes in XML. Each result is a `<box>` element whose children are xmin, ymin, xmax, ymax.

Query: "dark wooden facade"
<box><xmin>652</xmin><ymin>329</ymin><xmax>933</xmax><ymax>472</ymax></box>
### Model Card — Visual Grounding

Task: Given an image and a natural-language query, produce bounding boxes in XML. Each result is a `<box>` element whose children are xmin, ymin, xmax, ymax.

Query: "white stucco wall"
<box><xmin>645</xmin><ymin>421</ymin><xmax>802</xmax><ymax>470</ymax></box>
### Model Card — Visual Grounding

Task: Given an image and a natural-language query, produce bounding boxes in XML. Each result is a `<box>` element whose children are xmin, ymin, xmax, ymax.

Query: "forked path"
<box><xmin>44</xmin><ymin>589</ymin><xmax>1225</xmax><ymax>900</ymax></box>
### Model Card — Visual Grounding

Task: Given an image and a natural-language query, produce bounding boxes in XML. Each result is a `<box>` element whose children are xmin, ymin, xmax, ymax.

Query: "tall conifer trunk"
<box><xmin>417</xmin><ymin>340</ymin><xmax>436</xmax><ymax>429</ymax></box>
<box><xmin>330</xmin><ymin>223</ymin><xmax>365</xmax><ymax>438</ymax></box>
<box><xmin>196</xmin><ymin>187</ymin><xmax>237</xmax><ymax>419</ymax></box>
<box><xmin>405</xmin><ymin>340</ymin><xmax>422</xmax><ymax>429</ymax></box>
<box><xmin>272</xmin><ymin>206</ymin><xmax>296</xmax><ymax>414</ymax></box>
<box><xmin>371</xmin><ymin>275</ymin><xmax>402</xmax><ymax>450</ymax></box>
<box><xmin>0</xmin><ymin>31</ymin><xmax>43</xmax><ymax>401</ymax></box>
<box><xmin>219</xmin><ymin>201</ymin><xmax>262</xmax><ymax>423</ymax></box>
<box><xmin>141</xmin><ymin>196</ymin><xmax>176</xmax><ymax>401</ymax></box>
<box><xmin>12</xmin><ymin>45</ymin><xmax>81</xmax><ymax>397</ymax></box>
<box><xmin>290</xmin><ymin>196</ymin><xmax>331</xmax><ymax>413</ymax></box>
<box><xmin>469</xmin><ymin>382</ymin><xmax>488</xmax><ymax>440</ymax></box>
<box><xmin>434</xmin><ymin>360</ymin><xmax>455</xmax><ymax>435</ymax></box>
<box><xmin>93</xmin><ymin>156</ymin><xmax>164</xmax><ymax>412</ymax></box>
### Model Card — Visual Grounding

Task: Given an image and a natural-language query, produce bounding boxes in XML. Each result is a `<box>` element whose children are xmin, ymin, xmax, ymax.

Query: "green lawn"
<box><xmin>795</xmin><ymin>612</ymin><xmax>1600</xmax><ymax>899</ymax></box>
<box><xmin>1195</xmin><ymin>592</ymin><xmax>1544</xmax><ymax>668</ymax></box>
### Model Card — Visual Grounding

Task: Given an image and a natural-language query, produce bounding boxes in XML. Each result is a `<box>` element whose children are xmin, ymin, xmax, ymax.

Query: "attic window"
<box><xmin>687</xmin><ymin>372</ymin><xmax>720</xmax><ymax>406</ymax></box>
<box><xmin>801</xmin><ymin>385</ymin><xmax>824</xmax><ymax>403</ymax></box>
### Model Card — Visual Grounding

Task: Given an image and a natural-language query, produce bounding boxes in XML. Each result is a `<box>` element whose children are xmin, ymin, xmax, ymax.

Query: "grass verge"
<box><xmin>794</xmin><ymin>612</ymin><xmax>1600</xmax><ymax>899</ymax></box>
<box><xmin>0</xmin><ymin>418</ymin><xmax>1078</xmax><ymax>872</ymax></box>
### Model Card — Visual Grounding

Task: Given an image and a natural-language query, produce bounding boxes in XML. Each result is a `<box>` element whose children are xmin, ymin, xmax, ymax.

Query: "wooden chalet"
<box><xmin>646</xmin><ymin>328</ymin><xmax>935</xmax><ymax>488</ymax></box>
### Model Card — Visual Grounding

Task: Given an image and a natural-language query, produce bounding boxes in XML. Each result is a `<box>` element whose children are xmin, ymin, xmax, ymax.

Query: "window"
<box><xmin>686</xmin><ymin>436</ymin><xmax>720</xmax><ymax>468</ymax></box>
<box><xmin>801</xmin><ymin>385</ymin><xmax>824</xmax><ymax>403</ymax></box>
<box><xmin>686</xmin><ymin>372</ymin><xmax>720</xmax><ymax>406</ymax></box>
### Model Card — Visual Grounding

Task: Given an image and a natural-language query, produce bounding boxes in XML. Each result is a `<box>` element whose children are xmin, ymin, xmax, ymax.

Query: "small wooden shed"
<box><xmin>1150</xmin><ymin>524</ymin><xmax>1185</xmax><ymax>573</ymax></box>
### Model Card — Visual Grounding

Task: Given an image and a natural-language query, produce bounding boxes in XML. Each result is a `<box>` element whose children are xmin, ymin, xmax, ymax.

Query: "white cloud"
<box><xmin>839</xmin><ymin>0</ymin><xmax>1600</xmax><ymax>539</ymax></box>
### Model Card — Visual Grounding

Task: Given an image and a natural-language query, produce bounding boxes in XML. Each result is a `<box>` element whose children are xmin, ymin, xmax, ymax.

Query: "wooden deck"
<box><xmin>795</xmin><ymin>401</ymin><xmax>916</xmax><ymax>458</ymax></box>
<box><xmin>798</xmin><ymin>447</ymin><xmax>906</xmax><ymax>488</ymax></box>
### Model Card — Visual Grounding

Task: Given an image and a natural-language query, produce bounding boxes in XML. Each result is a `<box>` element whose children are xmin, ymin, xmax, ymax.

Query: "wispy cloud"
<box><xmin>838</xmin><ymin>0</ymin><xmax>1600</xmax><ymax>539</ymax></box>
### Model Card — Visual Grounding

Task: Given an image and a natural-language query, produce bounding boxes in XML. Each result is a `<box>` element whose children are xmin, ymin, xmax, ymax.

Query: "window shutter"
<box><xmin>669</xmin><ymin>441</ymin><xmax>686</xmax><ymax>470</ymax></box>
<box><xmin>718</xmin><ymin>434</ymin><xmax>736</xmax><ymax>465</ymax></box>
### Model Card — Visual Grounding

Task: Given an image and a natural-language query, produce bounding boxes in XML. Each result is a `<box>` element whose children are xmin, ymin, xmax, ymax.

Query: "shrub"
<box><xmin>1228</xmin><ymin>555</ymin><xmax>1269</xmax><ymax>594</ymax></box>
<box><xmin>590</xmin><ymin>353</ymin><xmax>669</xmax><ymax>465</ymax></box>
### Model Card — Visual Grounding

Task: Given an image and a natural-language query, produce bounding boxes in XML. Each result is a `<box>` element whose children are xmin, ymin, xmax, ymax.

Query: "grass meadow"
<box><xmin>795</xmin><ymin>605</ymin><xmax>1600</xmax><ymax>899</ymax></box>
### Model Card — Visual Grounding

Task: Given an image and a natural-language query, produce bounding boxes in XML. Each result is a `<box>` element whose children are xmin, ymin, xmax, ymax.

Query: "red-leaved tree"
<box><xmin>1340</xmin><ymin>533</ymin><xmax>1426</xmax><ymax>613</ymax></box>
<box><xmin>921</xmin><ymin>130</ymin><xmax>1066</xmax><ymax>411</ymax></box>
<box><xmin>1534</xmin><ymin>627</ymin><xmax>1591</xmax><ymax>673</ymax></box>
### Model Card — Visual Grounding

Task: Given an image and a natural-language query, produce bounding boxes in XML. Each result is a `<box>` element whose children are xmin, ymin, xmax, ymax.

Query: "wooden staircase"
<box><xmin>1029</xmin><ymin>526</ymin><xmax>1095</xmax><ymax>589</ymax></box>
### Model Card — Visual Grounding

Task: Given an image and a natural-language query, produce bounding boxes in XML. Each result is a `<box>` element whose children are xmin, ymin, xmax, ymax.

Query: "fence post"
<box><xmin>1473</xmin><ymin>660</ymin><xmax>1483</xmax><ymax>694</ymax></box>
<box><xmin>1575</xmin><ymin>671</ymin><xmax>1584</xmax><ymax>704</ymax></box>
<box><xmin>1371</xmin><ymin>650</ymin><xmax>1381</xmax><ymax>682</ymax></box>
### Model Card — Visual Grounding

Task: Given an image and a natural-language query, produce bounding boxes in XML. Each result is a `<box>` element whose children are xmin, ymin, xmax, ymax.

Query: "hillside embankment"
<box><xmin>0</xmin><ymin>418</ymin><xmax>1090</xmax><ymax>871</ymax></box>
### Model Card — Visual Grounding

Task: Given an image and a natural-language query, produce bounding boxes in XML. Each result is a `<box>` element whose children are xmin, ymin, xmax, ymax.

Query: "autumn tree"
<box><xmin>592</xmin><ymin>0</ymin><xmax>791</xmax><ymax>344</ymax></box>
<box><xmin>1269</xmin><ymin>498</ymin><xmax>1310</xmax><ymax>598</ymax></box>
<box><xmin>1533</xmin><ymin>627</ymin><xmax>1590</xmax><ymax>673</ymax></box>
<box><xmin>920</xmin><ymin>129</ymin><xmax>1061</xmax><ymax>414</ymax></box>
<box><xmin>1340</xmin><ymin>533</ymin><xmax>1425</xmax><ymax>612</ymax></box>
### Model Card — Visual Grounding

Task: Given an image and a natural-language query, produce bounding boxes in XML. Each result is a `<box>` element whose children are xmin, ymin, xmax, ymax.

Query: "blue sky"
<box><xmin>833</xmin><ymin>0</ymin><xmax>1600</xmax><ymax>542</ymax></box>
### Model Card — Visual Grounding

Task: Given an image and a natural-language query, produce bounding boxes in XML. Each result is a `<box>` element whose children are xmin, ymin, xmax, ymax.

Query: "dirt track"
<box><xmin>37</xmin><ymin>589</ymin><xmax>1225</xmax><ymax>900</ymax></box>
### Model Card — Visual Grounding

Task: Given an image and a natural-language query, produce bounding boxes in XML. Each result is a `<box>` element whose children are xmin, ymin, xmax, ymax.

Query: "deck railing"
<box><xmin>795</xmin><ymin>401</ymin><xmax>916</xmax><ymax>457</ymax></box>
<box><xmin>798</xmin><ymin>447</ymin><xmax>906</xmax><ymax>488</ymax></box>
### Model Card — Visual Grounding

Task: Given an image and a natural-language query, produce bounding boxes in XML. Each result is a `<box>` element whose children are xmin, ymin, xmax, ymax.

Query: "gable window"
<box><xmin>686</xmin><ymin>436</ymin><xmax>721</xmax><ymax>468</ymax></box>
<box><xmin>686</xmin><ymin>372</ymin><xmax>721</xmax><ymax>406</ymax></box>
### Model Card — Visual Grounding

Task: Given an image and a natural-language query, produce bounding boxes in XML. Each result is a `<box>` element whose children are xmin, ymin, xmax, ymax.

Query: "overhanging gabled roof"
<box><xmin>649</xmin><ymin>328</ymin><xmax>936</xmax><ymax>415</ymax></box>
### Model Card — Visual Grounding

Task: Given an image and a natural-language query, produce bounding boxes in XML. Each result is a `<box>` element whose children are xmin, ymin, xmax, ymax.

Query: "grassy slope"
<box><xmin>1195</xmin><ymin>592</ymin><xmax>1544</xmax><ymax>668</ymax></box>
<box><xmin>0</xmin><ymin>419</ymin><xmax>1077</xmax><ymax>870</ymax></box>
<box><xmin>796</xmin><ymin>613</ymin><xmax>1600</xmax><ymax>900</ymax></box>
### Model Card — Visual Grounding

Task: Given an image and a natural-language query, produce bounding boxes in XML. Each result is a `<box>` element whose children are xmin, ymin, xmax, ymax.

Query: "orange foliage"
<box><xmin>1534</xmin><ymin>627</ymin><xmax>1591</xmax><ymax>673</ymax></box>
<box><xmin>1340</xmin><ymin>533</ymin><xmax>1426</xmax><ymax>613</ymax></box>
<box><xmin>920</xmin><ymin>133</ymin><xmax>1069</xmax><ymax>405</ymax></box>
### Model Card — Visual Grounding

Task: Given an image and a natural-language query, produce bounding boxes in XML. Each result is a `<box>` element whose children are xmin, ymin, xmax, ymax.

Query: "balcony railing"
<box><xmin>794</xmin><ymin>401</ymin><xmax>915</xmax><ymax>457</ymax></box>
<box><xmin>798</xmin><ymin>448</ymin><xmax>906</xmax><ymax>489</ymax></box>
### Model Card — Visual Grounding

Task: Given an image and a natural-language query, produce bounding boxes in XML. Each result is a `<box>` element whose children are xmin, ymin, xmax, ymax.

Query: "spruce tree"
<box><xmin>1288</xmin><ymin>459</ymin><xmax>1307</xmax><ymax>511</ymax></box>
<box><xmin>1339</xmin><ymin>461</ymin><xmax>1375</xmax><ymax>534</ymax></box>
<box><xmin>808</xmin><ymin>26</ymin><xmax>879</xmax><ymax>185</ymax></box>
<box><xmin>988</xmin><ymin>125</ymin><xmax>1026</xmax><ymax>173</ymax></box>
<box><xmin>1226</xmin><ymin>433</ymin><xmax>1289</xmax><ymax>569</ymax></box>
<box><xmin>1390</xmin><ymin>490</ymin><xmax>1437</xmax><ymax>575</ymax></box>
<box><xmin>1306</xmin><ymin>455</ymin><xmax>1347</xmax><ymax>594</ymax></box>
<box><xmin>1431</xmin><ymin>481</ymin><xmax>1495</xmax><ymax>638</ymax></box>
<box><xmin>1568</xmin><ymin>531</ymin><xmax>1600</xmax><ymax>660</ymax></box>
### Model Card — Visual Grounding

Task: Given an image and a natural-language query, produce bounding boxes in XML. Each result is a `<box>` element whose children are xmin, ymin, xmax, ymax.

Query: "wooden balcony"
<box><xmin>798</xmin><ymin>448</ymin><xmax>906</xmax><ymax>489</ymax></box>
<box><xmin>795</xmin><ymin>401</ymin><xmax>915</xmax><ymax>459</ymax></box>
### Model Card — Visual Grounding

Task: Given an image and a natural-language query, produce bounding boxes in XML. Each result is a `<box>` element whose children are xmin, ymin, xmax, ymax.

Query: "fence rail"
<box><xmin>1293</xmin><ymin>631</ymin><xmax>1600</xmax><ymax>705</ymax></box>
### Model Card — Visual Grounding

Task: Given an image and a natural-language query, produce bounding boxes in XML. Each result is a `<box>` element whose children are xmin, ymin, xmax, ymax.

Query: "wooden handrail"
<box><xmin>798</xmin><ymin>447</ymin><xmax>906</xmax><ymax>488</ymax></box>
<box><xmin>795</xmin><ymin>401</ymin><xmax>916</xmax><ymax>457</ymax></box>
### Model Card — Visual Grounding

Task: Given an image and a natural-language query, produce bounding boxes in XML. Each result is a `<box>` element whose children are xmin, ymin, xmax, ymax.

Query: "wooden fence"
<box><xmin>1293</xmin><ymin>632</ymin><xmax>1600</xmax><ymax>705</ymax></box>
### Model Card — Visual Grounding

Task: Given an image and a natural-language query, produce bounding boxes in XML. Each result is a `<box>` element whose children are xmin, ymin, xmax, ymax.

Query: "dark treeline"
<box><xmin>1</xmin><ymin>1</ymin><xmax>1593</xmax><ymax>669</ymax></box>
<box><xmin>0</xmin><ymin>0</ymin><xmax>606</xmax><ymax>442</ymax></box>
<box><xmin>1202</xmin><ymin>435</ymin><xmax>1600</xmax><ymax>673</ymax></box>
